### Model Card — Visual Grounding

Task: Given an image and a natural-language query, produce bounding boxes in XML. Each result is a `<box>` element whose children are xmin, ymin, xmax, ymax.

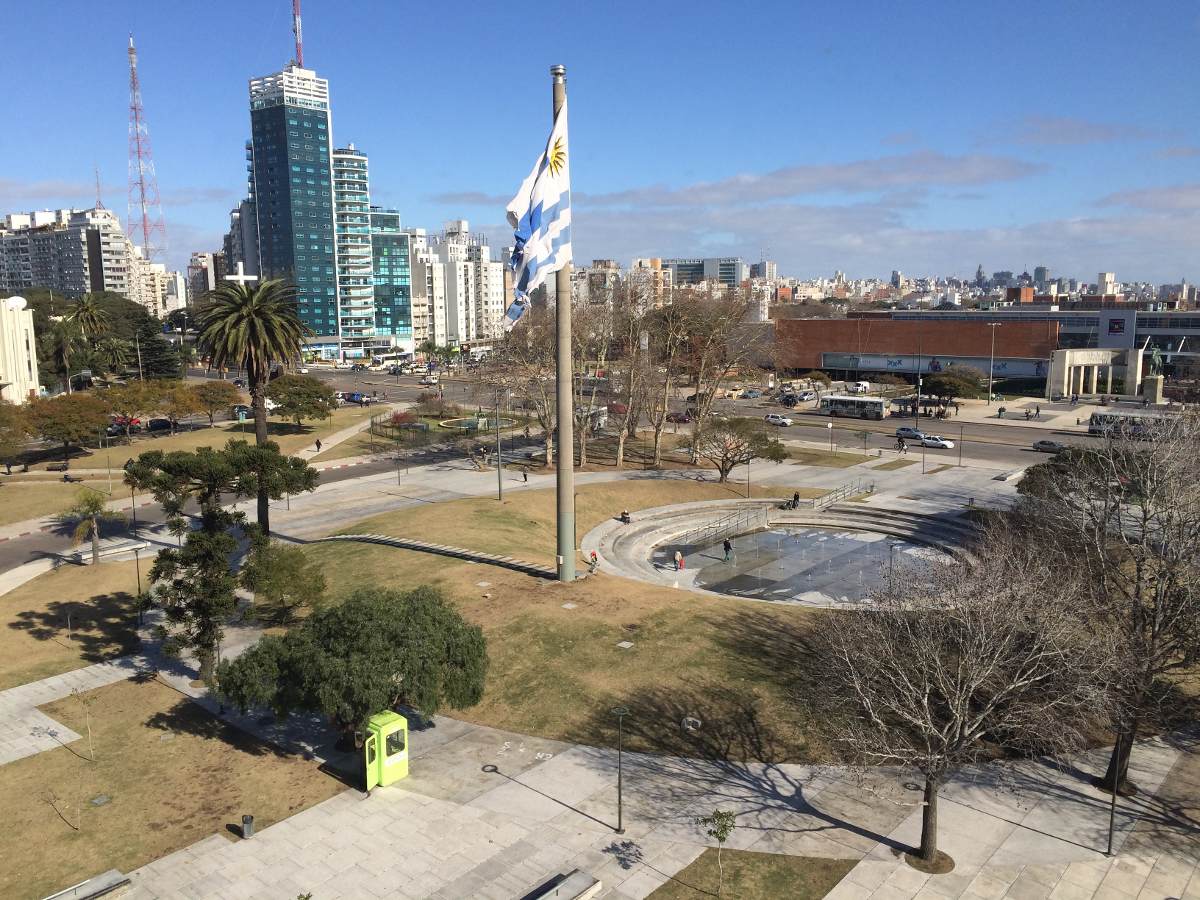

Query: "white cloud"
<box><xmin>1007</xmin><ymin>116</ymin><xmax>1158</xmax><ymax>146</ymax></box>
<box><xmin>579</xmin><ymin>151</ymin><xmax>1044</xmax><ymax>208</ymax></box>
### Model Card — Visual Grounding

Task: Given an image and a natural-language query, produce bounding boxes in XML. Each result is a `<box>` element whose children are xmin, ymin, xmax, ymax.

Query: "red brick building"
<box><xmin>774</xmin><ymin>317</ymin><xmax>1060</xmax><ymax>377</ymax></box>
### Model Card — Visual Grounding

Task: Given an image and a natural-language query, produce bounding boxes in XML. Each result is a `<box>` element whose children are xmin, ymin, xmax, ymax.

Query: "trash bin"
<box><xmin>241</xmin><ymin>814</ymin><xmax>254</xmax><ymax>839</ymax></box>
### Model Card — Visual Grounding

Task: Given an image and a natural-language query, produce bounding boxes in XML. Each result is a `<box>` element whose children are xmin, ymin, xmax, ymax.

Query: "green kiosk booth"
<box><xmin>364</xmin><ymin>711</ymin><xmax>409</xmax><ymax>791</ymax></box>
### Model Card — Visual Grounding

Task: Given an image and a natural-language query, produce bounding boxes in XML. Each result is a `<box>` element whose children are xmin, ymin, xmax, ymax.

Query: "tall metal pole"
<box><xmin>612</xmin><ymin>706</ymin><xmax>628</xmax><ymax>834</ymax></box>
<box><xmin>552</xmin><ymin>64</ymin><xmax>575</xmax><ymax>583</ymax></box>
<box><xmin>987</xmin><ymin>322</ymin><xmax>1001</xmax><ymax>406</ymax></box>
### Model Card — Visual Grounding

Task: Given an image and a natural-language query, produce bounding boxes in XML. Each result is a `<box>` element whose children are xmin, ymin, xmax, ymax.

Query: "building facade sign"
<box><xmin>821</xmin><ymin>352</ymin><xmax>1048</xmax><ymax>377</ymax></box>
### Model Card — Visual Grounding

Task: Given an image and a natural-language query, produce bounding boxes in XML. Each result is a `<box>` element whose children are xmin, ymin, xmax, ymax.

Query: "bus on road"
<box><xmin>1087</xmin><ymin>409</ymin><xmax>1173</xmax><ymax>438</ymax></box>
<box><xmin>819</xmin><ymin>395</ymin><xmax>890</xmax><ymax>420</ymax></box>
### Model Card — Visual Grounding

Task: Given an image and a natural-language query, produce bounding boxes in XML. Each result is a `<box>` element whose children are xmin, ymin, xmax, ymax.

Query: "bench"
<box><xmin>64</xmin><ymin>538</ymin><xmax>150</xmax><ymax>566</ymax></box>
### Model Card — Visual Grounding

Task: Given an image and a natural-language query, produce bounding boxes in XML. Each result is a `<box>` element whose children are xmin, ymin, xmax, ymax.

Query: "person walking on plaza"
<box><xmin>314</xmin><ymin>438</ymin><xmax>322</xmax><ymax>454</ymax></box>
<box><xmin>723</xmin><ymin>538</ymin><xmax>733</xmax><ymax>562</ymax></box>
<box><xmin>522</xmin><ymin>469</ymin><xmax>528</xmax><ymax>483</ymax></box>
<box><xmin>674</xmin><ymin>549</ymin><xmax>683</xmax><ymax>571</ymax></box>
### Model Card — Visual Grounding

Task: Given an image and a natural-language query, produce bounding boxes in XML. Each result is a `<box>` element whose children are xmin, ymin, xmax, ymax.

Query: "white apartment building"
<box><xmin>423</xmin><ymin>221</ymin><xmax>503</xmax><ymax>346</ymax></box>
<box><xmin>0</xmin><ymin>206</ymin><xmax>184</xmax><ymax>315</ymax></box>
<box><xmin>628</xmin><ymin>257</ymin><xmax>674</xmax><ymax>308</ymax></box>
<box><xmin>0</xmin><ymin>295</ymin><xmax>41</xmax><ymax>403</ymax></box>
<box><xmin>408</xmin><ymin>228</ymin><xmax>448</xmax><ymax>347</ymax></box>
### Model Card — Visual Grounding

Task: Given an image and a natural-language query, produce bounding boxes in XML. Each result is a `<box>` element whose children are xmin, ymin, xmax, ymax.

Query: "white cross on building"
<box><xmin>224</xmin><ymin>261</ymin><xmax>259</xmax><ymax>286</ymax></box>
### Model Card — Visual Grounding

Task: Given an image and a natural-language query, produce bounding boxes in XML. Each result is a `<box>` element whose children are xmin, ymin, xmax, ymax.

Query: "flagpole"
<box><xmin>552</xmin><ymin>63</ymin><xmax>575</xmax><ymax>583</ymax></box>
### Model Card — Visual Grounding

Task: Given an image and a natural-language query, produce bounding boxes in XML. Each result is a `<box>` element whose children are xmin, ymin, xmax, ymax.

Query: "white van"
<box><xmin>848</xmin><ymin>381</ymin><xmax>871</xmax><ymax>394</ymax></box>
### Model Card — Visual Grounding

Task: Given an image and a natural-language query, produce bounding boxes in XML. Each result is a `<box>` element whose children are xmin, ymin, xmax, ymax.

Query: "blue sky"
<box><xmin>4</xmin><ymin>0</ymin><xmax>1198</xmax><ymax>283</ymax></box>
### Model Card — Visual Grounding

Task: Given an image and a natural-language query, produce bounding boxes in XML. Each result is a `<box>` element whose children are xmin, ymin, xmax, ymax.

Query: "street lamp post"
<box><xmin>987</xmin><ymin>322</ymin><xmax>1002</xmax><ymax>406</ymax></box>
<box><xmin>612</xmin><ymin>706</ymin><xmax>629</xmax><ymax>834</ymax></box>
<box><xmin>827</xmin><ymin>421</ymin><xmax>834</xmax><ymax>452</ymax></box>
<box><xmin>958</xmin><ymin>424</ymin><xmax>964</xmax><ymax>467</ymax></box>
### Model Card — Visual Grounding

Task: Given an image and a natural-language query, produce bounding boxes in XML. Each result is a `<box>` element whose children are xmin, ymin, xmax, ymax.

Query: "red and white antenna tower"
<box><xmin>127</xmin><ymin>34</ymin><xmax>166</xmax><ymax>261</ymax></box>
<box><xmin>292</xmin><ymin>0</ymin><xmax>304</xmax><ymax>66</ymax></box>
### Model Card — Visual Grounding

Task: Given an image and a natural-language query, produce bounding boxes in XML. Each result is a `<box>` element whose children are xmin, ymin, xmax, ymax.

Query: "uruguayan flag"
<box><xmin>504</xmin><ymin>98</ymin><xmax>572</xmax><ymax>327</ymax></box>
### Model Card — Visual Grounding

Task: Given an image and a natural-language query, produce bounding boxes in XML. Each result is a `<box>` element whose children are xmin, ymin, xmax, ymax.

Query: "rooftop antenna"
<box><xmin>94</xmin><ymin>166</ymin><xmax>104</xmax><ymax>209</ymax></box>
<box><xmin>292</xmin><ymin>0</ymin><xmax>304</xmax><ymax>66</ymax></box>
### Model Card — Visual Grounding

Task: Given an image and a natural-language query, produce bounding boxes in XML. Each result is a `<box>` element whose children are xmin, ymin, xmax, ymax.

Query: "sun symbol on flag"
<box><xmin>547</xmin><ymin>137</ymin><xmax>566</xmax><ymax>175</ymax></box>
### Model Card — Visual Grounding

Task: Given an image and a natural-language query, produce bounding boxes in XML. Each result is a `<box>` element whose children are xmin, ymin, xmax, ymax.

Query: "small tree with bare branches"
<box><xmin>820</xmin><ymin>529</ymin><xmax>1108</xmax><ymax>868</ymax></box>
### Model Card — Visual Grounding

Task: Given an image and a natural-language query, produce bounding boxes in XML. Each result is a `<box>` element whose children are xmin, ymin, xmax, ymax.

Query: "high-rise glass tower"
<box><xmin>248</xmin><ymin>64</ymin><xmax>337</xmax><ymax>337</ymax></box>
<box><xmin>332</xmin><ymin>146</ymin><xmax>375</xmax><ymax>358</ymax></box>
<box><xmin>370</xmin><ymin>207</ymin><xmax>413</xmax><ymax>354</ymax></box>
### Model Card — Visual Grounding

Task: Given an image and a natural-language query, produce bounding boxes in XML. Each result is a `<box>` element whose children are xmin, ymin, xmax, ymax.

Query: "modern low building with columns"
<box><xmin>1044</xmin><ymin>348</ymin><xmax>1140</xmax><ymax>399</ymax></box>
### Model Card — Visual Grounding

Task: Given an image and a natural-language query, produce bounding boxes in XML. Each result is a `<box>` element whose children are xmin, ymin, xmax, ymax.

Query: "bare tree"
<box><xmin>641</xmin><ymin>303</ymin><xmax>688</xmax><ymax>466</ymax></box>
<box><xmin>676</xmin><ymin>286</ymin><xmax>765</xmax><ymax>461</ymax></box>
<box><xmin>572</xmin><ymin>303</ymin><xmax>614</xmax><ymax>467</ymax></box>
<box><xmin>1016</xmin><ymin>414</ymin><xmax>1200</xmax><ymax>792</ymax></box>
<box><xmin>478</xmin><ymin>309</ymin><xmax>558</xmax><ymax>465</ymax></box>
<box><xmin>609</xmin><ymin>283</ymin><xmax>648</xmax><ymax>468</ymax></box>
<box><xmin>820</xmin><ymin>528</ymin><xmax>1108</xmax><ymax>867</ymax></box>
<box><xmin>695</xmin><ymin>417</ymin><xmax>787</xmax><ymax>483</ymax></box>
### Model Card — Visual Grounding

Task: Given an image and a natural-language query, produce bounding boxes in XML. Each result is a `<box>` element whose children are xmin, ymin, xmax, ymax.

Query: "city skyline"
<box><xmin>3</xmin><ymin>0</ymin><xmax>1198</xmax><ymax>283</ymax></box>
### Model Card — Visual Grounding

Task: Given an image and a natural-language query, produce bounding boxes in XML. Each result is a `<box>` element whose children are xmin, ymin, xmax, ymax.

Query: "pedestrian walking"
<box><xmin>674</xmin><ymin>550</ymin><xmax>683</xmax><ymax>571</ymax></box>
<box><xmin>522</xmin><ymin>469</ymin><xmax>528</xmax><ymax>483</ymax></box>
<box><xmin>1035</xmin><ymin>405</ymin><xmax>1041</xmax><ymax>419</ymax></box>
<box><xmin>723</xmin><ymin>538</ymin><xmax>733</xmax><ymax>562</ymax></box>
<box><xmin>315</xmin><ymin>439</ymin><xmax>322</xmax><ymax>453</ymax></box>
<box><xmin>589</xmin><ymin>550</ymin><xmax>599</xmax><ymax>573</ymax></box>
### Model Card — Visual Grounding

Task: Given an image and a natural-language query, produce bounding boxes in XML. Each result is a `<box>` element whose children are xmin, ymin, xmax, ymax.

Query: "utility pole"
<box><xmin>495</xmin><ymin>392</ymin><xmax>504</xmax><ymax>502</ymax></box>
<box><xmin>552</xmin><ymin>65</ymin><xmax>575</xmax><ymax>583</ymax></box>
<box><xmin>987</xmin><ymin>322</ymin><xmax>1001</xmax><ymax>406</ymax></box>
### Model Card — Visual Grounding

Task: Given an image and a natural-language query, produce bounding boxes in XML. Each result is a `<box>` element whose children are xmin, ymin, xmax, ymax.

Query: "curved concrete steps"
<box><xmin>583</xmin><ymin>499</ymin><xmax>980</xmax><ymax>602</ymax></box>
<box><xmin>317</xmin><ymin>533</ymin><xmax>556</xmax><ymax>580</ymax></box>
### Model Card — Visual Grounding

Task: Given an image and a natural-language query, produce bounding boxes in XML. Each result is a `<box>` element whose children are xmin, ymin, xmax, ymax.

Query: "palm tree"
<box><xmin>194</xmin><ymin>279</ymin><xmax>309</xmax><ymax>533</ymax></box>
<box><xmin>69</xmin><ymin>295</ymin><xmax>111</xmax><ymax>343</ymax></box>
<box><xmin>93</xmin><ymin>337</ymin><xmax>132</xmax><ymax>376</ymax></box>
<box><xmin>43</xmin><ymin>319</ymin><xmax>82</xmax><ymax>393</ymax></box>
<box><xmin>66</xmin><ymin>488</ymin><xmax>127</xmax><ymax>565</ymax></box>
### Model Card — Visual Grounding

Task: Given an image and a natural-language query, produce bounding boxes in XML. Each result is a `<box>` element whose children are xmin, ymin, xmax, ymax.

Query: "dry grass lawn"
<box><xmin>648</xmin><ymin>849</ymin><xmax>855</xmax><ymax>899</ymax></box>
<box><xmin>785</xmin><ymin>447</ymin><xmax>872</xmax><ymax>468</ymax></box>
<box><xmin>0</xmin><ymin>677</ymin><xmax>344</xmax><ymax>900</ymax></box>
<box><xmin>0</xmin><ymin>480</ymin><xmax>118</xmax><ymax>527</ymax></box>
<box><xmin>58</xmin><ymin>405</ymin><xmax>380</xmax><ymax>472</ymax></box>
<box><xmin>308</xmin><ymin>482</ymin><xmax>841</xmax><ymax>764</ymax></box>
<box><xmin>343</xmin><ymin>481</ymin><xmax>827</xmax><ymax>567</ymax></box>
<box><xmin>0</xmin><ymin>561</ymin><xmax>142</xmax><ymax>690</ymax></box>
<box><xmin>873</xmin><ymin>458</ymin><xmax>918</xmax><ymax>471</ymax></box>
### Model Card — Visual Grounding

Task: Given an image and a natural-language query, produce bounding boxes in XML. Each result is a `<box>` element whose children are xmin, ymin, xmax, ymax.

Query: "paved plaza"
<box><xmin>0</xmin><ymin>423</ymin><xmax>1195</xmax><ymax>899</ymax></box>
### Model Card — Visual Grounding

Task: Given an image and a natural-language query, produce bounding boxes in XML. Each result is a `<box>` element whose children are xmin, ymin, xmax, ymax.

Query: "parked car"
<box><xmin>666</xmin><ymin>411</ymin><xmax>692</xmax><ymax>423</ymax></box>
<box><xmin>921</xmin><ymin>435</ymin><xmax>954</xmax><ymax>449</ymax></box>
<box><xmin>796</xmin><ymin>390</ymin><xmax>817</xmax><ymax>401</ymax></box>
<box><xmin>232</xmin><ymin>378</ymin><xmax>246</xmax><ymax>388</ymax></box>
<box><xmin>334</xmin><ymin>361</ymin><xmax>353</xmax><ymax>370</ymax></box>
<box><xmin>419</xmin><ymin>374</ymin><xmax>440</xmax><ymax>386</ymax></box>
<box><xmin>297</xmin><ymin>367</ymin><xmax>309</xmax><ymax>375</ymax></box>
<box><xmin>895</xmin><ymin>426</ymin><xmax>925</xmax><ymax>440</ymax></box>
<box><xmin>847</xmin><ymin>381</ymin><xmax>871</xmax><ymax>394</ymax></box>
<box><xmin>764</xmin><ymin>414</ymin><xmax>793</xmax><ymax>427</ymax></box>
<box><xmin>1032</xmin><ymin>439</ymin><xmax>1067</xmax><ymax>453</ymax></box>
<box><xmin>146</xmin><ymin>418</ymin><xmax>172</xmax><ymax>433</ymax></box>
<box><xmin>608</xmin><ymin>401</ymin><xmax>629</xmax><ymax>415</ymax></box>
<box><xmin>741</xmin><ymin>389</ymin><xmax>762</xmax><ymax>399</ymax></box>
<box><xmin>780</xmin><ymin>395</ymin><xmax>799</xmax><ymax>408</ymax></box>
